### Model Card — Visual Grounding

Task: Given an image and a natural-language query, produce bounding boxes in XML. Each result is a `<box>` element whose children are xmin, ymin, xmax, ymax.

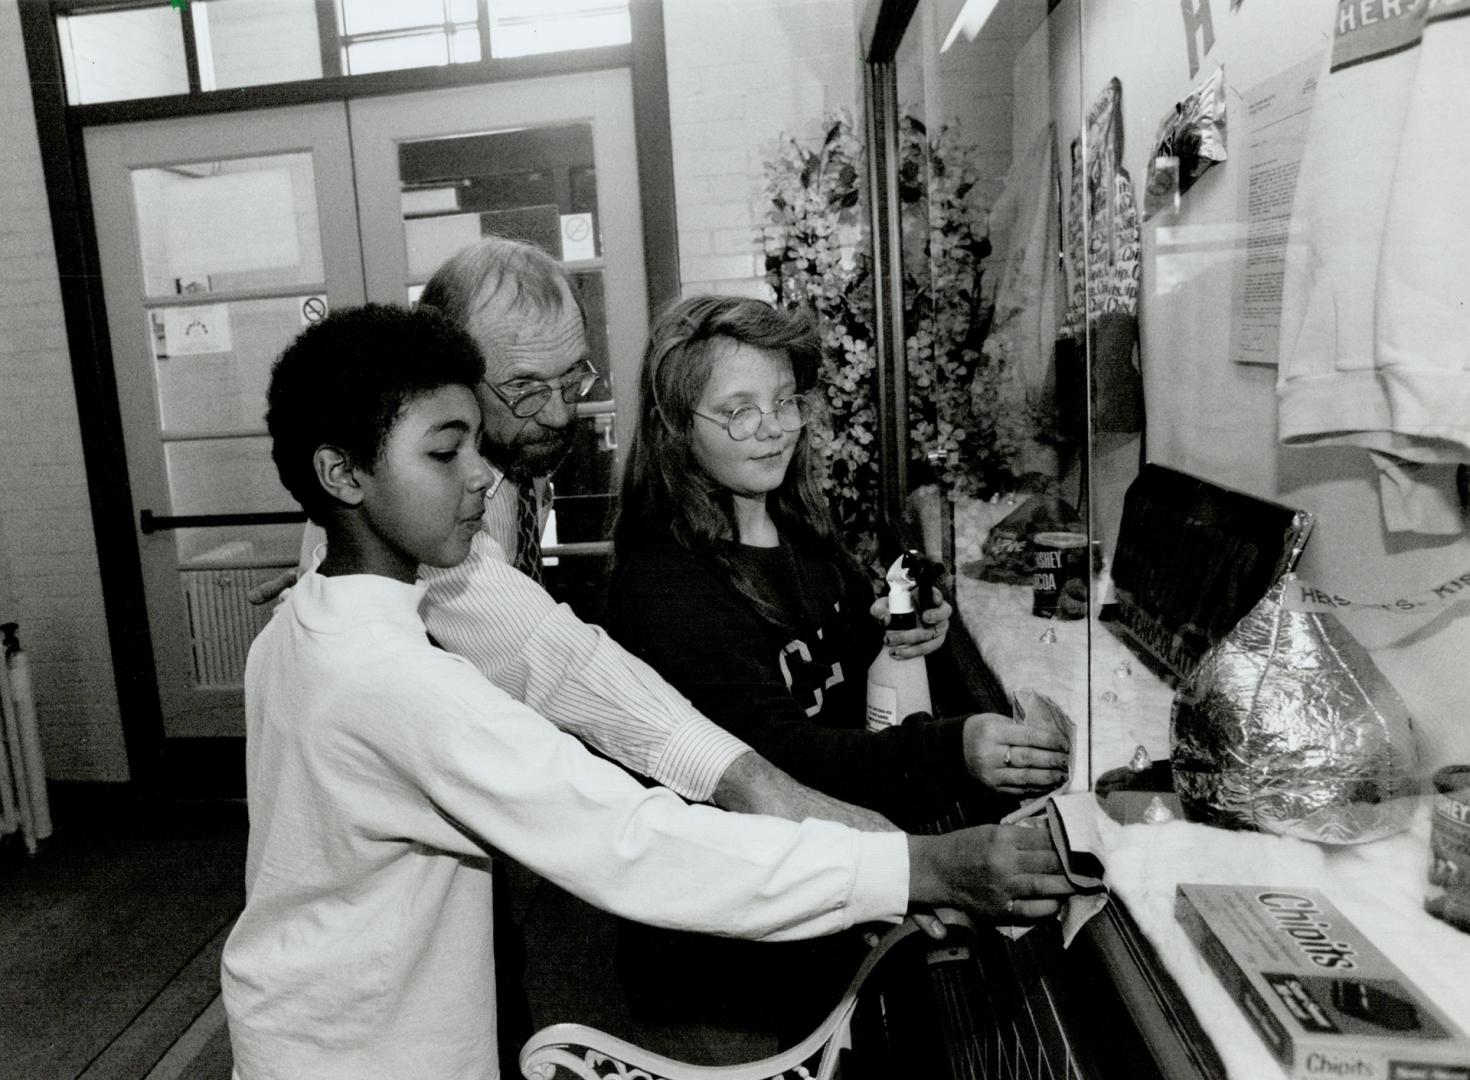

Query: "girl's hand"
<box><xmin>962</xmin><ymin>714</ymin><xmax>1070</xmax><ymax>796</ymax></box>
<box><xmin>870</xmin><ymin>588</ymin><xmax>951</xmax><ymax>659</ymax></box>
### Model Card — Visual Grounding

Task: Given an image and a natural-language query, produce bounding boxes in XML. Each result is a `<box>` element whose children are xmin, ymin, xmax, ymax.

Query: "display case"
<box><xmin>858</xmin><ymin>0</ymin><xmax>1470</xmax><ymax>1075</ymax></box>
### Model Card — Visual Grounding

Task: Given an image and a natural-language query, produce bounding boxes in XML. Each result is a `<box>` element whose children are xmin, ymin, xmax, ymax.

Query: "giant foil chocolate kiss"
<box><xmin>1170</xmin><ymin>576</ymin><xmax>1420</xmax><ymax>844</ymax></box>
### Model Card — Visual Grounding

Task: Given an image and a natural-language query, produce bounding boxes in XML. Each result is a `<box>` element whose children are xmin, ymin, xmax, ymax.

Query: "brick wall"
<box><xmin>0</xmin><ymin>0</ymin><xmax>128</xmax><ymax>781</ymax></box>
<box><xmin>663</xmin><ymin>0</ymin><xmax>862</xmax><ymax>299</ymax></box>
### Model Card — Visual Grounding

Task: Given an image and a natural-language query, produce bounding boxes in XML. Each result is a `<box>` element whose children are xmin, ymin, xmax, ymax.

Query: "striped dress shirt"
<box><xmin>302</xmin><ymin>466</ymin><xmax>750</xmax><ymax>802</ymax></box>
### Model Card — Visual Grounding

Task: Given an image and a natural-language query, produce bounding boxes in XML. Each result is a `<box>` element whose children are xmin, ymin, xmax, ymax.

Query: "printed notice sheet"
<box><xmin>1231</xmin><ymin>55</ymin><xmax>1320</xmax><ymax>366</ymax></box>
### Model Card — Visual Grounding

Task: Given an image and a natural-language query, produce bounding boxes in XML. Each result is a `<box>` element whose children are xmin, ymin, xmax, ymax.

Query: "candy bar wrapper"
<box><xmin>1143</xmin><ymin>66</ymin><xmax>1228</xmax><ymax>220</ymax></box>
<box><xmin>1171</xmin><ymin>576</ymin><xmax>1421</xmax><ymax>844</ymax></box>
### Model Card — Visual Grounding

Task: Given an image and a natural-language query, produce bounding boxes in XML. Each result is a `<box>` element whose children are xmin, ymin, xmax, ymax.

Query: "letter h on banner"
<box><xmin>1180</xmin><ymin>0</ymin><xmax>1217</xmax><ymax>77</ymax></box>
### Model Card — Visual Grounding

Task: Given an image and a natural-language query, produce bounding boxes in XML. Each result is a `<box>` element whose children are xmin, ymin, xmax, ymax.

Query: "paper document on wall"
<box><xmin>164</xmin><ymin>168</ymin><xmax>300</xmax><ymax>280</ymax></box>
<box><xmin>1230</xmin><ymin>54</ymin><xmax>1320</xmax><ymax>366</ymax></box>
<box><xmin>162</xmin><ymin>304</ymin><xmax>233</xmax><ymax>356</ymax></box>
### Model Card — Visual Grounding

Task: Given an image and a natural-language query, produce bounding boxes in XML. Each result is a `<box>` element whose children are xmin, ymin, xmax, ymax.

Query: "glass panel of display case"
<box><xmin>892</xmin><ymin>0</ymin><xmax>1101</xmax><ymax>781</ymax></box>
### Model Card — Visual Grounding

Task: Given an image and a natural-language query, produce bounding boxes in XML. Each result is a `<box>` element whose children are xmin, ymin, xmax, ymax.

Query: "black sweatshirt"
<box><xmin>607</xmin><ymin>530</ymin><xmax>981</xmax><ymax>832</ymax></box>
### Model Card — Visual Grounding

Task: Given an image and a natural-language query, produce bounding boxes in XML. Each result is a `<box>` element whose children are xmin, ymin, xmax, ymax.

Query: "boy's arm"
<box><xmin>386</xmin><ymin>651</ymin><xmax>1074</xmax><ymax>936</ymax></box>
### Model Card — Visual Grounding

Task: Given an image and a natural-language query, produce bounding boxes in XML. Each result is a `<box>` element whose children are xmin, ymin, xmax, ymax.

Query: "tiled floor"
<box><xmin>0</xmin><ymin>789</ymin><xmax>246</xmax><ymax>1080</ymax></box>
<box><xmin>2</xmin><ymin>786</ymin><xmax>817</xmax><ymax>1080</ymax></box>
<box><xmin>0</xmin><ymin>787</ymin><xmax>688</xmax><ymax>1080</ymax></box>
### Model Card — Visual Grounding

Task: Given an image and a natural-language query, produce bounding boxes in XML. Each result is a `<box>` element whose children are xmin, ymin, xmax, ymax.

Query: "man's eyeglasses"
<box><xmin>692</xmin><ymin>395</ymin><xmax>814</xmax><ymax>441</ymax></box>
<box><xmin>486</xmin><ymin>360</ymin><xmax>600</xmax><ymax>419</ymax></box>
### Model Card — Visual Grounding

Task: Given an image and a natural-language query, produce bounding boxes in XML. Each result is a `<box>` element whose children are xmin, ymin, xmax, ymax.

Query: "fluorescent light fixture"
<box><xmin>941</xmin><ymin>0</ymin><xmax>1002</xmax><ymax>51</ymax></box>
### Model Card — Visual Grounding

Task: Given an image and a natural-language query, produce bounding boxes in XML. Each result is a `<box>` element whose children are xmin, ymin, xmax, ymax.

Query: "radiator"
<box><xmin>181</xmin><ymin>570</ymin><xmax>278</xmax><ymax>688</ymax></box>
<box><xmin>0</xmin><ymin>623</ymin><xmax>52</xmax><ymax>855</ymax></box>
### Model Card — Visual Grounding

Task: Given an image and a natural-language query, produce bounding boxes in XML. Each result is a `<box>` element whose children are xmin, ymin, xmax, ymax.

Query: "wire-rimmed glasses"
<box><xmin>692</xmin><ymin>395</ymin><xmax>814</xmax><ymax>441</ymax></box>
<box><xmin>486</xmin><ymin>360</ymin><xmax>600</xmax><ymax>419</ymax></box>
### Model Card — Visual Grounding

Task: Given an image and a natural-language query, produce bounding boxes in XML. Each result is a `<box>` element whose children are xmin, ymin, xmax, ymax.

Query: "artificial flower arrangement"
<box><xmin>760</xmin><ymin>110</ymin><xmax>1023</xmax><ymax>557</ymax></box>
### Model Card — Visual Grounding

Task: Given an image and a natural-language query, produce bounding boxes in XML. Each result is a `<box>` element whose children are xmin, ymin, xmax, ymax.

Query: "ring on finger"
<box><xmin>1003</xmin><ymin>746</ymin><xmax>1013</xmax><ymax>768</ymax></box>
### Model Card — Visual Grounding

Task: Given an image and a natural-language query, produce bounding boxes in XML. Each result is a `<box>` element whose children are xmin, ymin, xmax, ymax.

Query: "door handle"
<box><xmin>140</xmin><ymin>509</ymin><xmax>307</xmax><ymax>534</ymax></box>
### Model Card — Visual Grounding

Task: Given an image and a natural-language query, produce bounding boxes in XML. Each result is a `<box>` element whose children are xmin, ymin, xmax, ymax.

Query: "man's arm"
<box><xmin>712</xmin><ymin>751</ymin><xmax>897</xmax><ymax>831</ymax></box>
<box><xmin>421</xmin><ymin>529</ymin><xmax>755</xmax><ymax>803</ymax></box>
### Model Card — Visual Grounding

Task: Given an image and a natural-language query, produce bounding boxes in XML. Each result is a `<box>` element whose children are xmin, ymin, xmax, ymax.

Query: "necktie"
<box><xmin>513</xmin><ymin>481</ymin><xmax>544</xmax><ymax>584</ymax></box>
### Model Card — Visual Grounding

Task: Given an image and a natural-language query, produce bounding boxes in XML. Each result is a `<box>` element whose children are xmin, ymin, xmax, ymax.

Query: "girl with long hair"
<box><xmin>608</xmin><ymin>295</ymin><xmax>1068</xmax><ymax>830</ymax></box>
<box><xmin>604</xmin><ymin>295</ymin><xmax>1070</xmax><ymax>1064</ymax></box>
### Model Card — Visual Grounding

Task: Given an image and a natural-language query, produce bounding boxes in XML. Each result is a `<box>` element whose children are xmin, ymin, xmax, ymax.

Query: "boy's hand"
<box><xmin>247</xmin><ymin>569</ymin><xmax>299</xmax><ymax>606</ymax></box>
<box><xmin>907</xmin><ymin>825</ymin><xmax>1075</xmax><ymax>921</ymax></box>
<box><xmin>870</xmin><ymin>588</ymin><xmax>951</xmax><ymax>660</ymax></box>
<box><xmin>962</xmin><ymin>714</ymin><xmax>1069</xmax><ymax>796</ymax></box>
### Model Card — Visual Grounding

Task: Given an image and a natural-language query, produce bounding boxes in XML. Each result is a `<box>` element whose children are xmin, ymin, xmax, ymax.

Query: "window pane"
<box><xmin>546</xmin><ymin>414</ymin><xmax>615</xmax><ymax>532</ymax></box>
<box><xmin>450</xmin><ymin>25</ymin><xmax>483</xmax><ymax>64</ymax></box>
<box><xmin>131</xmin><ymin>154</ymin><xmax>325</xmax><ymax>297</ymax></box>
<box><xmin>57</xmin><ymin>7</ymin><xmax>189</xmax><ymax>105</ymax></box>
<box><xmin>489</xmin><ymin>0</ymin><xmax>630</xmax><ymax>58</ymax></box>
<box><xmin>149</xmin><ymin>295</ymin><xmax>327</xmax><ymax>434</ymax></box>
<box><xmin>397</xmin><ymin>123</ymin><xmax>602</xmax><ymax>287</ymax></box>
<box><xmin>345</xmin><ymin>32</ymin><xmax>450</xmax><ymax>75</ymax></box>
<box><xmin>165</xmin><ymin>436</ymin><xmax>295</xmax><ymax>517</ymax></box>
<box><xmin>571</xmin><ymin>271</ymin><xmax>611</xmax><ymax>401</ymax></box>
<box><xmin>194</xmin><ymin>0</ymin><xmax>323</xmax><ymax>91</ymax></box>
<box><xmin>339</xmin><ymin>0</ymin><xmax>445</xmax><ymax>35</ymax></box>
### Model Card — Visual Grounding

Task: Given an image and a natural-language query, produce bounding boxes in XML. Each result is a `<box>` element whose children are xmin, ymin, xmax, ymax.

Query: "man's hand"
<box><xmin>961</xmin><ymin>714</ymin><xmax>1069</xmax><ymax>796</ymax></box>
<box><xmin>710</xmin><ymin>750</ymin><xmax>896</xmax><ymax>832</ymax></box>
<box><xmin>247</xmin><ymin>569</ymin><xmax>299</xmax><ymax>607</ymax></box>
<box><xmin>907</xmin><ymin>824</ymin><xmax>1075</xmax><ymax>921</ymax></box>
<box><xmin>870</xmin><ymin>588</ymin><xmax>951</xmax><ymax>660</ymax></box>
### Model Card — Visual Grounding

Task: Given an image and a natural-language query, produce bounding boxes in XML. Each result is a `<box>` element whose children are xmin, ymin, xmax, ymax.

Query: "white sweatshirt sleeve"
<box><xmin>344</xmin><ymin>643</ymin><xmax>909</xmax><ymax>940</ymax></box>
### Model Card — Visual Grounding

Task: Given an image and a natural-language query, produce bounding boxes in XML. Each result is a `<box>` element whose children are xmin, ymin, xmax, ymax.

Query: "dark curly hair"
<box><xmin>265</xmin><ymin>303</ymin><xmax>486</xmax><ymax>522</ymax></box>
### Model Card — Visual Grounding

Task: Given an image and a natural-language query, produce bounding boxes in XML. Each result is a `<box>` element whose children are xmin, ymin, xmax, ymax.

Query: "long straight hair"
<box><xmin>610</xmin><ymin>295</ymin><xmax>864</xmax><ymax>629</ymax></box>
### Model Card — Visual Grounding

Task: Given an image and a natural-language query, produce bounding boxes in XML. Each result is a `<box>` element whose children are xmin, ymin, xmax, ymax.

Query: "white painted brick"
<box><xmin>678</xmin><ymin>146</ymin><xmax>753</xmax><ymax>179</ymax></box>
<box><xmin>682</xmin><ymin>253</ymin><xmax>757</xmax><ymax>282</ymax></box>
<box><xmin>666</xmin><ymin>0</ymin><xmax>861</xmax><ymax>294</ymax></box>
<box><xmin>679</xmin><ymin>231</ymin><xmax>713</xmax><ymax>257</ymax></box>
<box><xmin>0</xmin><ymin>278</ymin><xmax>64</xmax><ymax>310</ymax></box>
<box><xmin>710</xmin><ymin>226</ymin><xmax>760</xmax><ymax>256</ymax></box>
<box><xmin>0</xmin><ymin>0</ymin><xmax>123</xmax><ymax>783</ymax></box>
<box><xmin>703</xmin><ymin>172</ymin><xmax>764</xmax><ymax>203</ymax></box>
<box><xmin>668</xmin><ymin>92</ymin><xmax>747</xmax><ymax>125</ymax></box>
<box><xmin>694</xmin><ymin>117</ymin><xmax>756</xmax><ymax>152</ymax></box>
<box><xmin>677</xmin><ymin>199</ymin><xmax>757</xmax><ymax>231</ymax></box>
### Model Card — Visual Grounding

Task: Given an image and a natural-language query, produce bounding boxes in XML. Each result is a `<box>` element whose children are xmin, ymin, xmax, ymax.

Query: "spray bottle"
<box><xmin>865</xmin><ymin>550</ymin><xmax>943</xmax><ymax>731</ymax></box>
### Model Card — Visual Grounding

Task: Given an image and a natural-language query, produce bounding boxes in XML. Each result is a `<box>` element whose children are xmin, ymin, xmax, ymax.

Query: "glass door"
<box><xmin>85</xmin><ymin>103</ymin><xmax>366</xmax><ymax>737</ymax></box>
<box><xmin>346</xmin><ymin>69</ymin><xmax>647</xmax><ymax>580</ymax></box>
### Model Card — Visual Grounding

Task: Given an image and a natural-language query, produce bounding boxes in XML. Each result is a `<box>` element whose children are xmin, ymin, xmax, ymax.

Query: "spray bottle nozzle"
<box><xmin>885</xmin><ymin>550</ymin><xmax>945</xmax><ymax>614</ymax></box>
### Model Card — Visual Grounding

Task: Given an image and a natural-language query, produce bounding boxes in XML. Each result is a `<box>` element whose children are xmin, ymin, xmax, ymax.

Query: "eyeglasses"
<box><xmin>692</xmin><ymin>395</ymin><xmax>814</xmax><ymax>441</ymax></box>
<box><xmin>486</xmin><ymin>360</ymin><xmax>600</xmax><ymax>419</ymax></box>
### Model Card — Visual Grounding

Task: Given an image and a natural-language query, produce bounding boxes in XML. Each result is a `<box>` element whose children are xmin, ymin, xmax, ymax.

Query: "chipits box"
<box><xmin>1176</xmin><ymin>884</ymin><xmax>1470</xmax><ymax>1079</ymax></box>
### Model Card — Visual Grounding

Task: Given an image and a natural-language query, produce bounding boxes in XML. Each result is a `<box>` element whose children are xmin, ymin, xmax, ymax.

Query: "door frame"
<box><xmin>85</xmin><ymin>102</ymin><xmax>369</xmax><ymax>740</ymax></box>
<box><xmin>18</xmin><ymin>0</ymin><xmax>680</xmax><ymax>793</ymax></box>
